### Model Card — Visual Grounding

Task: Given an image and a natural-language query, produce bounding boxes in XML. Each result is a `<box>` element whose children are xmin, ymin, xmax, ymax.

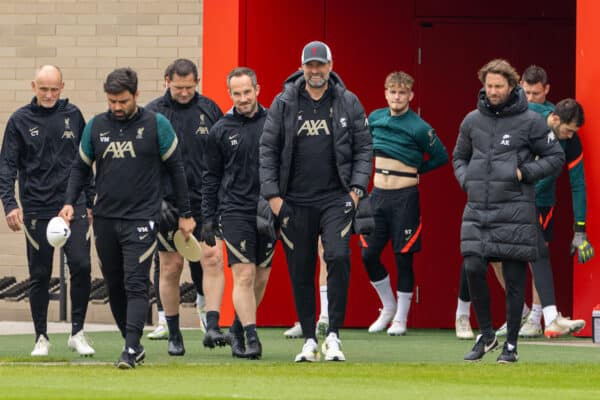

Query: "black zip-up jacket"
<box><xmin>65</xmin><ymin>107</ymin><xmax>191</xmax><ymax>221</ymax></box>
<box><xmin>0</xmin><ymin>98</ymin><xmax>91</xmax><ymax>218</ymax></box>
<box><xmin>146</xmin><ymin>90</ymin><xmax>223</xmax><ymax>215</ymax></box>
<box><xmin>202</xmin><ymin>106</ymin><xmax>267</xmax><ymax>220</ymax></box>
<box><xmin>453</xmin><ymin>87</ymin><xmax>565</xmax><ymax>261</ymax></box>
<box><xmin>259</xmin><ymin>71</ymin><xmax>372</xmax><ymax>200</ymax></box>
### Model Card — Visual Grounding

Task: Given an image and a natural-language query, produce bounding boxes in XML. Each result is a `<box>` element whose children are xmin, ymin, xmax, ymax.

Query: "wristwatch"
<box><xmin>351</xmin><ymin>187</ymin><xmax>365</xmax><ymax>199</ymax></box>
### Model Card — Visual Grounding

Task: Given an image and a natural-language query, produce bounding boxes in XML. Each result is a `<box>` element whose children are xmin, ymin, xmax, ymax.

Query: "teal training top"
<box><xmin>368</xmin><ymin>108</ymin><xmax>448</xmax><ymax>174</ymax></box>
<box><xmin>530</xmin><ymin>102</ymin><xmax>587</xmax><ymax>223</ymax></box>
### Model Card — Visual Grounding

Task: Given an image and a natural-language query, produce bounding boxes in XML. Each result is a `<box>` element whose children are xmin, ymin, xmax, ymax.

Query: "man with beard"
<box><xmin>260</xmin><ymin>41</ymin><xmax>372</xmax><ymax>362</ymax></box>
<box><xmin>202</xmin><ymin>67</ymin><xmax>274</xmax><ymax>359</ymax></box>
<box><xmin>60</xmin><ymin>67</ymin><xmax>195</xmax><ymax>369</ymax></box>
<box><xmin>453</xmin><ymin>59</ymin><xmax>564</xmax><ymax>363</ymax></box>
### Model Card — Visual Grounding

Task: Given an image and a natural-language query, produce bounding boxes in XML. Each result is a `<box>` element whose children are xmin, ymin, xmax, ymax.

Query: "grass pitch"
<box><xmin>1</xmin><ymin>328</ymin><xmax>599</xmax><ymax>399</ymax></box>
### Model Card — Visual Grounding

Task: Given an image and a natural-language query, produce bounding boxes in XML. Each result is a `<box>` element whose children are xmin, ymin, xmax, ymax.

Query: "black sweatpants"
<box><xmin>24</xmin><ymin>211</ymin><xmax>91</xmax><ymax>338</ymax></box>
<box><xmin>279</xmin><ymin>193</ymin><xmax>355</xmax><ymax>340</ymax></box>
<box><xmin>93</xmin><ymin>217</ymin><xmax>156</xmax><ymax>350</ymax></box>
<box><xmin>464</xmin><ymin>256</ymin><xmax>527</xmax><ymax>345</ymax></box>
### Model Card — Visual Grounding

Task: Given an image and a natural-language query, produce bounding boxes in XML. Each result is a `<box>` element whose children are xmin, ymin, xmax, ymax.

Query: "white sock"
<box><xmin>370</xmin><ymin>275</ymin><xmax>396</xmax><ymax>311</ymax></box>
<box><xmin>543</xmin><ymin>305</ymin><xmax>558</xmax><ymax>327</ymax></box>
<box><xmin>456</xmin><ymin>299</ymin><xmax>471</xmax><ymax>319</ymax></box>
<box><xmin>393</xmin><ymin>291</ymin><xmax>413</xmax><ymax>323</ymax></box>
<box><xmin>196</xmin><ymin>293</ymin><xmax>205</xmax><ymax>309</ymax></box>
<box><xmin>158</xmin><ymin>310</ymin><xmax>166</xmax><ymax>324</ymax></box>
<box><xmin>319</xmin><ymin>285</ymin><xmax>328</xmax><ymax>319</ymax></box>
<box><xmin>522</xmin><ymin>304</ymin><xmax>530</xmax><ymax>318</ymax></box>
<box><xmin>529</xmin><ymin>303</ymin><xmax>542</xmax><ymax>324</ymax></box>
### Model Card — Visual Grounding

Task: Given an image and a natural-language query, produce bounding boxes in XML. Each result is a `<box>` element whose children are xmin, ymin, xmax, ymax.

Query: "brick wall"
<box><xmin>0</xmin><ymin>0</ymin><xmax>203</xmax><ymax>277</ymax></box>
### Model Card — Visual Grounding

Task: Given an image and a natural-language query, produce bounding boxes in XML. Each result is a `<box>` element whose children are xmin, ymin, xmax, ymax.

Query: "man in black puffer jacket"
<box><xmin>260</xmin><ymin>41</ymin><xmax>372</xmax><ymax>362</ymax></box>
<box><xmin>453</xmin><ymin>59</ymin><xmax>564</xmax><ymax>364</ymax></box>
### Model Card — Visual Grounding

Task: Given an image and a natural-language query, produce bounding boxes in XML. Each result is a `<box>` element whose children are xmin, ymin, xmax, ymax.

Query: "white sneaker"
<box><xmin>197</xmin><ymin>306</ymin><xmax>208</xmax><ymax>334</ymax></box>
<box><xmin>294</xmin><ymin>338</ymin><xmax>320</xmax><ymax>362</ymax></box>
<box><xmin>455</xmin><ymin>315</ymin><xmax>474</xmax><ymax>340</ymax></box>
<box><xmin>67</xmin><ymin>331</ymin><xmax>95</xmax><ymax>356</ymax></box>
<box><xmin>316</xmin><ymin>316</ymin><xmax>329</xmax><ymax>337</ymax></box>
<box><xmin>368</xmin><ymin>308</ymin><xmax>396</xmax><ymax>333</ymax></box>
<box><xmin>147</xmin><ymin>322</ymin><xmax>169</xmax><ymax>340</ymax></box>
<box><xmin>321</xmin><ymin>332</ymin><xmax>345</xmax><ymax>361</ymax></box>
<box><xmin>519</xmin><ymin>319</ymin><xmax>543</xmax><ymax>338</ymax></box>
<box><xmin>284</xmin><ymin>322</ymin><xmax>303</xmax><ymax>338</ymax></box>
<box><xmin>31</xmin><ymin>335</ymin><xmax>50</xmax><ymax>356</ymax></box>
<box><xmin>387</xmin><ymin>320</ymin><xmax>407</xmax><ymax>336</ymax></box>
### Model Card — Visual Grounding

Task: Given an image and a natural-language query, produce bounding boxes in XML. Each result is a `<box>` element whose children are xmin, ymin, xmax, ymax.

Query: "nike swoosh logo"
<box><xmin>100</xmin><ymin>131</ymin><xmax>111</xmax><ymax>137</ymax></box>
<box><xmin>228</xmin><ymin>134</ymin><xmax>239</xmax><ymax>140</ymax></box>
<box><xmin>484</xmin><ymin>339</ymin><xmax>497</xmax><ymax>352</ymax></box>
<box><xmin>139</xmin><ymin>234</ymin><xmax>149</xmax><ymax>240</ymax></box>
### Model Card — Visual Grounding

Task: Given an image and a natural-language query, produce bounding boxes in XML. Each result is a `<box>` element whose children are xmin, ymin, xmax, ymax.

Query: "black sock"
<box><xmin>166</xmin><ymin>314</ymin><xmax>180</xmax><ymax>337</ymax></box>
<box><xmin>244</xmin><ymin>324</ymin><xmax>257</xmax><ymax>340</ymax></box>
<box><xmin>230</xmin><ymin>314</ymin><xmax>243</xmax><ymax>336</ymax></box>
<box><xmin>206</xmin><ymin>311</ymin><xmax>220</xmax><ymax>331</ymax></box>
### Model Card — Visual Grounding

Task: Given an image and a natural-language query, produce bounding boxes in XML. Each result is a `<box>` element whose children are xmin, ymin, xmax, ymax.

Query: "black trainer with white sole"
<box><xmin>463</xmin><ymin>334</ymin><xmax>498</xmax><ymax>362</ymax></box>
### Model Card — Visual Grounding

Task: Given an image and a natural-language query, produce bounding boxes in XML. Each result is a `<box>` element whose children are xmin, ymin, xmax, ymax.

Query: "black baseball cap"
<box><xmin>302</xmin><ymin>41</ymin><xmax>332</xmax><ymax>64</ymax></box>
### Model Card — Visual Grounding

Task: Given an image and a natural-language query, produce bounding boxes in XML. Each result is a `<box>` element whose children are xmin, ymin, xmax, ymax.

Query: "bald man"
<box><xmin>0</xmin><ymin>65</ymin><xmax>95</xmax><ymax>357</ymax></box>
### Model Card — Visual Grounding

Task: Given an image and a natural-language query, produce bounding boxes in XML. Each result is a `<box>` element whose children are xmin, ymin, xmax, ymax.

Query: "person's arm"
<box><xmin>260</xmin><ymin>97</ymin><xmax>285</xmax><ymax>214</ymax></box>
<box><xmin>201</xmin><ymin>124</ymin><xmax>223</xmax><ymax>222</ymax></box>
<box><xmin>0</xmin><ymin>118</ymin><xmax>23</xmax><ymax>231</ymax></box>
<box><xmin>61</xmin><ymin>118</ymin><xmax>95</xmax><ymax>223</ymax></box>
<box><xmin>347</xmin><ymin>95</ymin><xmax>372</xmax><ymax>193</ymax></box>
<box><xmin>415</xmin><ymin>127</ymin><xmax>449</xmax><ymax>174</ymax></box>
<box><xmin>564</xmin><ymin>134</ymin><xmax>586</xmax><ymax>224</ymax></box>
<box><xmin>519</xmin><ymin>117</ymin><xmax>565</xmax><ymax>184</ymax></box>
<box><xmin>452</xmin><ymin>118</ymin><xmax>473</xmax><ymax>190</ymax></box>
<box><xmin>156</xmin><ymin>114</ymin><xmax>195</xmax><ymax>239</ymax></box>
<box><xmin>74</xmin><ymin>110</ymin><xmax>95</xmax><ymax>211</ymax></box>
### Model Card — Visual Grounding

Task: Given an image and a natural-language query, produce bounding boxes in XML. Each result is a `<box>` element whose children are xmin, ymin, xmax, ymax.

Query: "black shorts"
<box><xmin>220</xmin><ymin>215</ymin><xmax>275</xmax><ymax>267</ymax></box>
<box><xmin>157</xmin><ymin>213</ymin><xmax>204</xmax><ymax>252</ymax></box>
<box><xmin>363</xmin><ymin>186</ymin><xmax>421</xmax><ymax>254</ymax></box>
<box><xmin>537</xmin><ymin>206</ymin><xmax>554</xmax><ymax>242</ymax></box>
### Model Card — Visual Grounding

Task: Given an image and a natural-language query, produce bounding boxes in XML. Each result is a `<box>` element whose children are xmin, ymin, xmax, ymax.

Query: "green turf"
<box><xmin>1</xmin><ymin>328</ymin><xmax>600</xmax><ymax>399</ymax></box>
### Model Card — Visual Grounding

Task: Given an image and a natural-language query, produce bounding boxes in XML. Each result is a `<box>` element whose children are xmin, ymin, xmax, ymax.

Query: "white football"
<box><xmin>46</xmin><ymin>216</ymin><xmax>71</xmax><ymax>248</ymax></box>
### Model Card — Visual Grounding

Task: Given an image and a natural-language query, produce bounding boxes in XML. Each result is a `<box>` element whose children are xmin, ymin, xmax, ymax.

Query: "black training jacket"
<box><xmin>259</xmin><ymin>71</ymin><xmax>372</xmax><ymax>200</ymax></box>
<box><xmin>146</xmin><ymin>90</ymin><xmax>223</xmax><ymax>214</ymax></box>
<box><xmin>0</xmin><ymin>98</ymin><xmax>91</xmax><ymax>218</ymax></box>
<box><xmin>202</xmin><ymin>106</ymin><xmax>268</xmax><ymax>220</ymax></box>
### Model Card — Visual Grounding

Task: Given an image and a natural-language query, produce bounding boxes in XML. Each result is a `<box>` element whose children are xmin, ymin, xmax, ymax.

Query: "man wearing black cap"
<box><xmin>260</xmin><ymin>41</ymin><xmax>372</xmax><ymax>362</ymax></box>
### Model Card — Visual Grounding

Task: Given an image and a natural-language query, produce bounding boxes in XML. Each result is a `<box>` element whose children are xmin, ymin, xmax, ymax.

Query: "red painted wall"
<box><xmin>203</xmin><ymin>0</ymin><xmax>577</xmax><ymax>328</ymax></box>
<box><xmin>573</xmin><ymin>0</ymin><xmax>600</xmax><ymax>336</ymax></box>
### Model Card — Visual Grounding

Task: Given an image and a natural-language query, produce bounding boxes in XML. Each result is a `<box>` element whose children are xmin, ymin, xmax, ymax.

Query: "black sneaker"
<box><xmin>116</xmin><ymin>349</ymin><xmax>136</xmax><ymax>369</ymax></box>
<box><xmin>225</xmin><ymin>331</ymin><xmax>246</xmax><ymax>358</ymax></box>
<box><xmin>244</xmin><ymin>336</ymin><xmax>262</xmax><ymax>360</ymax></box>
<box><xmin>168</xmin><ymin>332</ymin><xmax>185</xmax><ymax>356</ymax></box>
<box><xmin>203</xmin><ymin>328</ymin><xmax>227</xmax><ymax>348</ymax></box>
<box><xmin>497</xmin><ymin>342</ymin><xmax>519</xmax><ymax>364</ymax></box>
<box><xmin>464</xmin><ymin>334</ymin><xmax>498</xmax><ymax>362</ymax></box>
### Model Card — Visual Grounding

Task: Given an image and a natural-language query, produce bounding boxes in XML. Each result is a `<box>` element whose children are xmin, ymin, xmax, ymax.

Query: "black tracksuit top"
<box><xmin>0</xmin><ymin>98</ymin><xmax>89</xmax><ymax>218</ymax></box>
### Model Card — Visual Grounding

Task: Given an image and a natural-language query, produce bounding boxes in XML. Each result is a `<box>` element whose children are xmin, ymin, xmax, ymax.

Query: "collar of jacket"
<box><xmin>30</xmin><ymin>97</ymin><xmax>67</xmax><ymax>114</ymax></box>
<box><xmin>477</xmin><ymin>85</ymin><xmax>528</xmax><ymax>118</ymax></box>
<box><xmin>281</xmin><ymin>70</ymin><xmax>346</xmax><ymax>102</ymax></box>
<box><xmin>164</xmin><ymin>89</ymin><xmax>199</xmax><ymax>110</ymax></box>
<box><xmin>227</xmin><ymin>104</ymin><xmax>267</xmax><ymax>122</ymax></box>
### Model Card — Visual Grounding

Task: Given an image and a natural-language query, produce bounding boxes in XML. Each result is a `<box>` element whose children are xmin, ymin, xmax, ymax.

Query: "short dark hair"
<box><xmin>554</xmin><ymin>98</ymin><xmax>585</xmax><ymax>127</ymax></box>
<box><xmin>522</xmin><ymin>65</ymin><xmax>548</xmax><ymax>86</ymax></box>
<box><xmin>226</xmin><ymin>67</ymin><xmax>258</xmax><ymax>89</ymax></box>
<box><xmin>104</xmin><ymin>67</ymin><xmax>137</xmax><ymax>95</ymax></box>
<box><xmin>478</xmin><ymin>59</ymin><xmax>520</xmax><ymax>88</ymax></box>
<box><xmin>166</xmin><ymin>59</ymin><xmax>198</xmax><ymax>81</ymax></box>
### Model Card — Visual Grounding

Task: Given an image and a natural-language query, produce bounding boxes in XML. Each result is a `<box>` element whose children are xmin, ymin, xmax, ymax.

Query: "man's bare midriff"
<box><xmin>373</xmin><ymin>156</ymin><xmax>418</xmax><ymax>190</ymax></box>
